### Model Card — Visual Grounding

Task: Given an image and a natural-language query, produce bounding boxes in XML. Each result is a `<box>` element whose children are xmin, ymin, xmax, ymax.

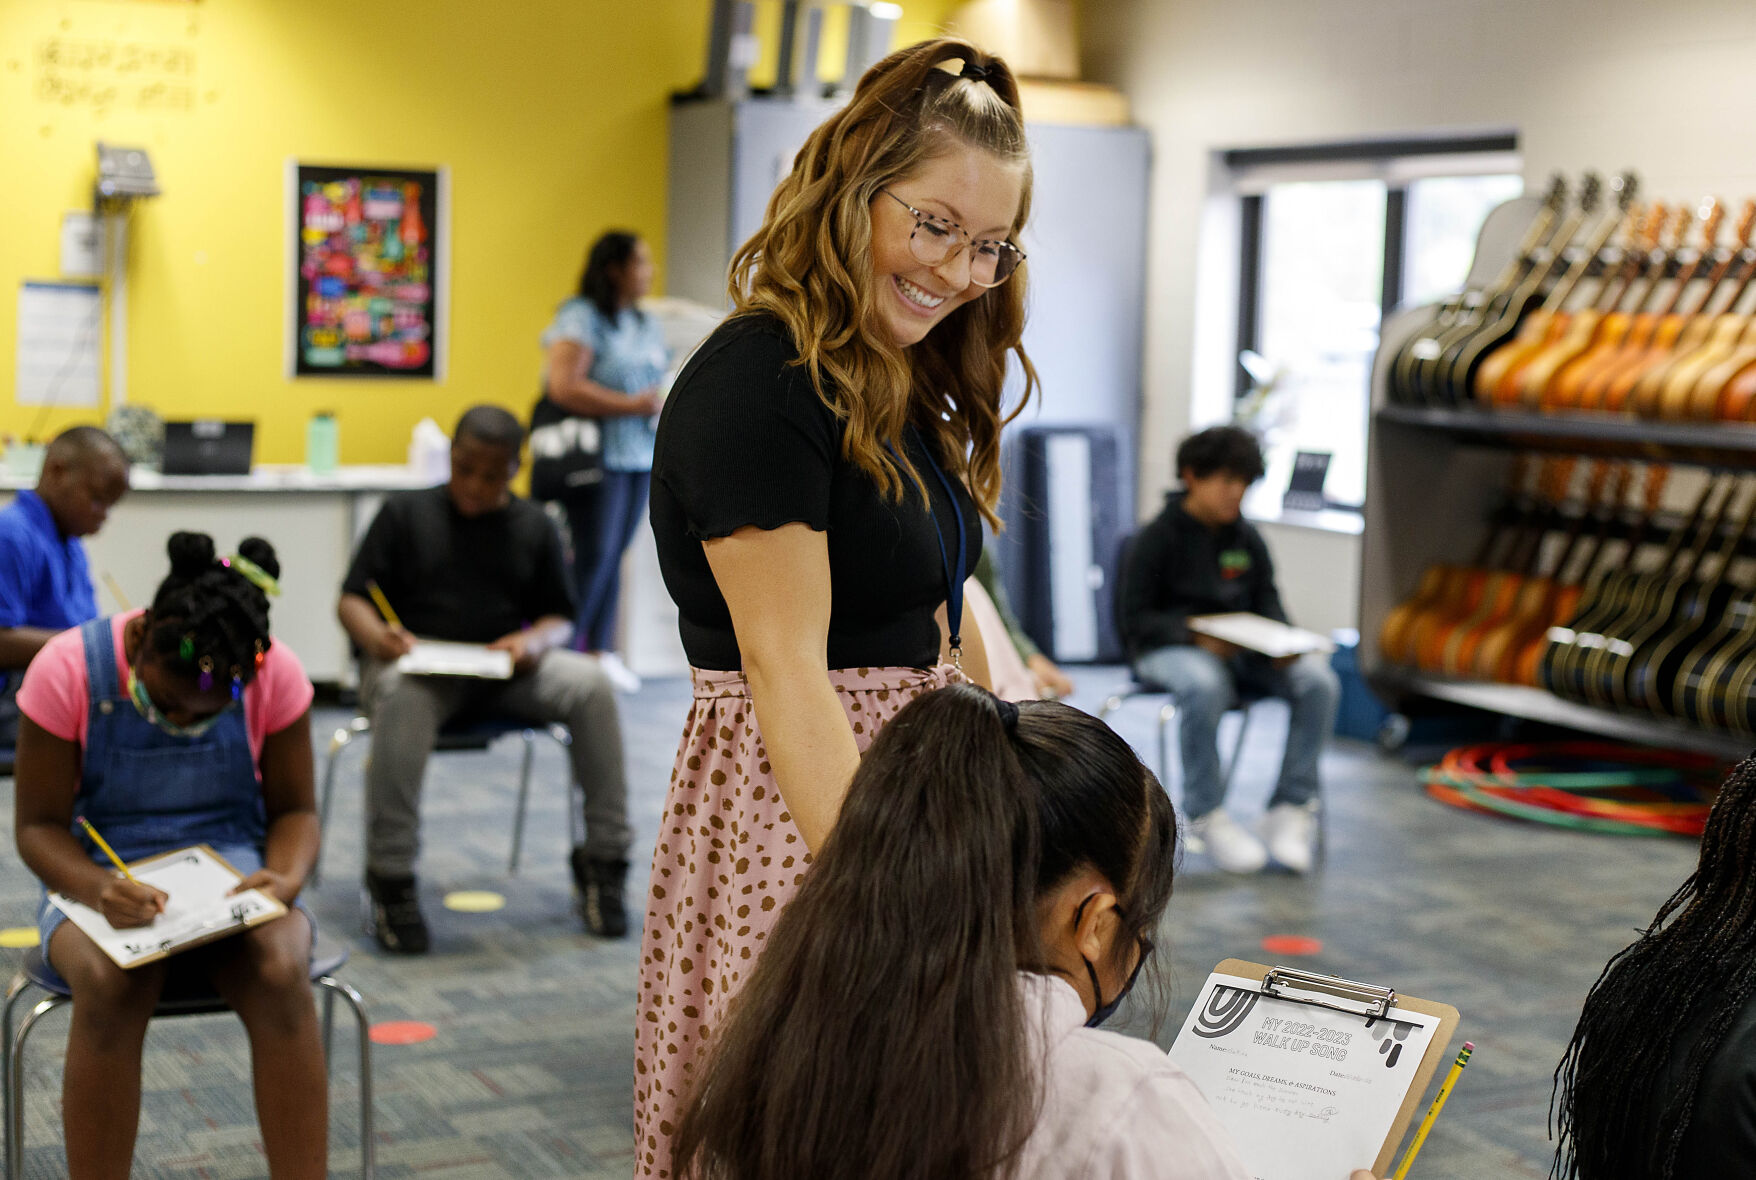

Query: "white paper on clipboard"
<box><xmin>1167</xmin><ymin>971</ymin><xmax>1441</xmax><ymax>1180</ymax></box>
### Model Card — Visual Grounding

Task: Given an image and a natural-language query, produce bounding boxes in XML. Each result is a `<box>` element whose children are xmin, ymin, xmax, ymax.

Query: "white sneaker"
<box><xmin>1187</xmin><ymin>810</ymin><xmax>1268</xmax><ymax>874</ymax></box>
<box><xmin>1261</xmin><ymin>802</ymin><xmax>1319</xmax><ymax>874</ymax></box>
<box><xmin>596</xmin><ymin>651</ymin><xmax>642</xmax><ymax>694</ymax></box>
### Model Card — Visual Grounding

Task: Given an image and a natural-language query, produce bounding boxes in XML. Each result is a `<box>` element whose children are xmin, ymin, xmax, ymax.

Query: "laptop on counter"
<box><xmin>161</xmin><ymin>421</ymin><xmax>255</xmax><ymax>476</ymax></box>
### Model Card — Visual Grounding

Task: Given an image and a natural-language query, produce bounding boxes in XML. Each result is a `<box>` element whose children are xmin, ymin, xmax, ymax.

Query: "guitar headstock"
<box><xmin>1609</xmin><ymin>171</ymin><xmax>1640</xmax><ymax>212</ymax></box>
<box><xmin>1735</xmin><ymin>198</ymin><xmax>1756</xmax><ymax>247</ymax></box>
<box><xmin>1697</xmin><ymin>197</ymin><xmax>1725</xmax><ymax>247</ymax></box>
<box><xmin>1575</xmin><ymin>172</ymin><xmax>1603</xmax><ymax>215</ymax></box>
<box><xmin>1666</xmin><ymin>203</ymin><xmax>1695</xmax><ymax>248</ymax></box>
<box><xmin>1541</xmin><ymin>174</ymin><xmax>1568</xmax><ymax>213</ymax></box>
<box><xmin>1637</xmin><ymin>203</ymin><xmax>1669</xmax><ymax>252</ymax></box>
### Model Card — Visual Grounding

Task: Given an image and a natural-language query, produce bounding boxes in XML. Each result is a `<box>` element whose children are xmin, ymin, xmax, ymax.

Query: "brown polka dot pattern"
<box><xmin>632</xmin><ymin>663</ymin><xmax>962</xmax><ymax>1177</ymax></box>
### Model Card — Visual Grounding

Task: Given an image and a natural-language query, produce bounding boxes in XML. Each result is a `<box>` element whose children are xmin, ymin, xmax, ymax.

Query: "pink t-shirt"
<box><xmin>17</xmin><ymin>609</ymin><xmax>314</xmax><ymax>766</ymax></box>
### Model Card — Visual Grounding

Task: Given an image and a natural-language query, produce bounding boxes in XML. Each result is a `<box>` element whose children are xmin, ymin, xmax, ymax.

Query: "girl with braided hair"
<box><xmin>14</xmin><ymin>531</ymin><xmax>326</xmax><ymax>1178</ymax></box>
<box><xmin>1554</xmin><ymin>753</ymin><xmax>1756</xmax><ymax>1178</ymax></box>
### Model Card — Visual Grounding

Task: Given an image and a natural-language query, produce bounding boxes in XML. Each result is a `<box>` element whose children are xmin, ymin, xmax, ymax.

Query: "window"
<box><xmin>1228</xmin><ymin>138</ymin><xmax>1522</xmax><ymax>517</ymax></box>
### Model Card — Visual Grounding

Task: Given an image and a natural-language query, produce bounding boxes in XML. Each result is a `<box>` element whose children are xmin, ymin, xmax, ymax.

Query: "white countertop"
<box><xmin>0</xmin><ymin>464</ymin><xmax>439</xmax><ymax>493</ymax></box>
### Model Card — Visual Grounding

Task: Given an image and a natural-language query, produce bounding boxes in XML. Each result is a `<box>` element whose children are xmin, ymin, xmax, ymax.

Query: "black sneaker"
<box><xmin>571</xmin><ymin>848</ymin><xmax>629</xmax><ymax>939</ymax></box>
<box><xmin>364</xmin><ymin>870</ymin><xmax>430</xmax><ymax>954</ymax></box>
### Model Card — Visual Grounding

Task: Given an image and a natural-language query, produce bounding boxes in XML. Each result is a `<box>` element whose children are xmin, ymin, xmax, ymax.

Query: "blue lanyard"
<box><xmin>891</xmin><ymin>427</ymin><xmax>967</xmax><ymax>669</ymax></box>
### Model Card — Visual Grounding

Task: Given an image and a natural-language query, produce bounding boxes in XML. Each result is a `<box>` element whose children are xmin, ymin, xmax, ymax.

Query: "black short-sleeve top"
<box><xmin>650</xmin><ymin>313</ymin><xmax>982</xmax><ymax>672</ymax></box>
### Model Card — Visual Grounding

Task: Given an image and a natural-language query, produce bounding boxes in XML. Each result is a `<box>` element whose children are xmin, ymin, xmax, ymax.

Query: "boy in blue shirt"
<box><xmin>0</xmin><ymin>426</ymin><xmax>129</xmax><ymax>746</ymax></box>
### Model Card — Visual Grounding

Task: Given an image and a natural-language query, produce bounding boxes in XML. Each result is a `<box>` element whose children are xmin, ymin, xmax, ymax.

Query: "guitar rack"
<box><xmin>1360</xmin><ymin>195</ymin><xmax>1756</xmax><ymax>760</ymax></box>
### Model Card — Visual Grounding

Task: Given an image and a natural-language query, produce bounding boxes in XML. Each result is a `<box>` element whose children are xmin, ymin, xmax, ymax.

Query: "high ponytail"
<box><xmin>674</xmin><ymin>685</ymin><xmax>1176</xmax><ymax>1179</ymax></box>
<box><xmin>144</xmin><ymin>531</ymin><xmax>279</xmax><ymax>690</ymax></box>
<box><xmin>673</xmin><ymin>683</ymin><xmax>1042</xmax><ymax>1179</ymax></box>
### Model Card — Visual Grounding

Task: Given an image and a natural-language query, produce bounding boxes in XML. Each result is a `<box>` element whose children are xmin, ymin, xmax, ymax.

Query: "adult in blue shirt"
<box><xmin>538</xmin><ymin>231</ymin><xmax>668</xmax><ymax>692</ymax></box>
<box><xmin>0</xmin><ymin>426</ymin><xmax>130</xmax><ymax>744</ymax></box>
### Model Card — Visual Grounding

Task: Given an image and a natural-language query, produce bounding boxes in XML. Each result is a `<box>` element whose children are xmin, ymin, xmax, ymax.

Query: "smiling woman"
<box><xmin>637</xmin><ymin>35</ymin><xmax>1038</xmax><ymax>1178</ymax></box>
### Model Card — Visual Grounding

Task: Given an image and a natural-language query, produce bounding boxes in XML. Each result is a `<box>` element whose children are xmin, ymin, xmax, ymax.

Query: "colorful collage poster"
<box><xmin>292</xmin><ymin>163</ymin><xmax>444</xmax><ymax>378</ymax></box>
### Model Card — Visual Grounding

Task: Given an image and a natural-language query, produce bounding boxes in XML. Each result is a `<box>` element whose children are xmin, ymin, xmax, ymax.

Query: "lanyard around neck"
<box><xmin>891</xmin><ymin>426</ymin><xmax>967</xmax><ymax>671</ymax></box>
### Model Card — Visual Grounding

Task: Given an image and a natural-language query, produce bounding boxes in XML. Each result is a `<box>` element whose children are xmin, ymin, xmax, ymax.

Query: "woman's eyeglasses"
<box><xmin>881</xmin><ymin>189</ymin><xmax>1025</xmax><ymax>288</ymax></box>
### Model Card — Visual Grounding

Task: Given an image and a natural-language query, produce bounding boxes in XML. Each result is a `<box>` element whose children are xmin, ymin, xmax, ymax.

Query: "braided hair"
<box><xmin>1552</xmin><ymin>755</ymin><xmax>1756</xmax><ymax>1178</ymax></box>
<box><xmin>142</xmin><ymin>532</ymin><xmax>278</xmax><ymax>691</ymax></box>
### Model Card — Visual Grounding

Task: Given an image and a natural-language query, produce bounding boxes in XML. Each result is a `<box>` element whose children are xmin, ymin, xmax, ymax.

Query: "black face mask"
<box><xmin>1075</xmin><ymin>895</ymin><xmax>1153</xmax><ymax>1029</ymax></box>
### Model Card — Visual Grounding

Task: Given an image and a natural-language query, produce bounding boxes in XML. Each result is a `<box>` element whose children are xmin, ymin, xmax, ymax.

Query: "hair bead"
<box><xmin>197</xmin><ymin>655</ymin><xmax>214</xmax><ymax>693</ymax></box>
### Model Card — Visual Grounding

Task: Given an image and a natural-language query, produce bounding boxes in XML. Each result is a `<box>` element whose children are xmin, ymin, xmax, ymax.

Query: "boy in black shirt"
<box><xmin>339</xmin><ymin>406</ymin><xmax>631</xmax><ymax>951</ymax></box>
<box><xmin>1118</xmin><ymin>426</ymin><xmax>1338</xmax><ymax>874</ymax></box>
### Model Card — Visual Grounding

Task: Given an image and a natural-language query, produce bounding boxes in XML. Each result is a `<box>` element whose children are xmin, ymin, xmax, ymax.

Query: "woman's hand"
<box><xmin>99</xmin><ymin>876</ymin><xmax>168</xmax><ymax>927</ymax></box>
<box><xmin>632</xmin><ymin>388</ymin><xmax>665</xmax><ymax>416</ymax></box>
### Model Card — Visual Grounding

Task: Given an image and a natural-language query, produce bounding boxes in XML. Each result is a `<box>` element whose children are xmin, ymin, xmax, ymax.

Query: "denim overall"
<box><xmin>36</xmin><ymin>617</ymin><xmax>296</xmax><ymax>984</ymax></box>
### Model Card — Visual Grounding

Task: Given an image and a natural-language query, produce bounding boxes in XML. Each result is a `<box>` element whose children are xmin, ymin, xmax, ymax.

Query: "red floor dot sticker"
<box><xmin>370</xmin><ymin>1020</ymin><xmax>437</xmax><ymax>1046</ymax></box>
<box><xmin>1261</xmin><ymin>935</ymin><xmax>1323</xmax><ymax>956</ymax></box>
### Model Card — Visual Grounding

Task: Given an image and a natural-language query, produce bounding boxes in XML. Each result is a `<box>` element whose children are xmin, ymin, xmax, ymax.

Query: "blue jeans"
<box><xmin>563</xmin><ymin>469</ymin><xmax>651</xmax><ymax>652</ymax></box>
<box><xmin>1132</xmin><ymin>645</ymin><xmax>1340</xmax><ymax>818</ymax></box>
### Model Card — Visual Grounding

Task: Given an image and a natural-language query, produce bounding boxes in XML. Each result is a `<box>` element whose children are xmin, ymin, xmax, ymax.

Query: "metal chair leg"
<box><xmin>9</xmin><ymin>995</ymin><xmax>70</xmax><ymax>1180</ymax></box>
<box><xmin>1</xmin><ymin>972</ymin><xmax>33</xmax><ymax>1180</ymax></box>
<box><xmin>551</xmin><ymin>726</ymin><xmax>584</xmax><ymax>849</ymax></box>
<box><xmin>509</xmin><ymin>729</ymin><xmax>537</xmax><ymax>875</ymax></box>
<box><xmin>316</xmin><ymin>975</ymin><xmax>375</xmax><ymax>1178</ymax></box>
<box><xmin>315</xmin><ymin>719</ymin><xmax>371</xmax><ymax>886</ymax></box>
<box><xmin>1156</xmin><ymin>702</ymin><xmax>1177</xmax><ymax>791</ymax></box>
<box><xmin>1098</xmin><ymin>694</ymin><xmax>1125</xmax><ymax>721</ymax></box>
<box><xmin>1220</xmin><ymin>706</ymin><xmax>1254</xmax><ymax>793</ymax></box>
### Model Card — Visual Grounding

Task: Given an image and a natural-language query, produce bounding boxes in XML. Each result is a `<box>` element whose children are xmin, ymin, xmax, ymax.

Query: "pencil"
<box><xmin>75</xmin><ymin>816</ymin><xmax>140</xmax><ymax>886</ymax></box>
<box><xmin>1391</xmin><ymin>1041</ymin><xmax>1474</xmax><ymax>1180</ymax></box>
<box><xmin>100</xmin><ymin>571</ymin><xmax>131</xmax><ymax>611</ymax></box>
<box><xmin>365</xmin><ymin>580</ymin><xmax>403</xmax><ymax>629</ymax></box>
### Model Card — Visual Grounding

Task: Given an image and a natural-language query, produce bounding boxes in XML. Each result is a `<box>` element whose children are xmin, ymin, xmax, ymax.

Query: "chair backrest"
<box><xmin>1112</xmin><ymin>527</ymin><xmax>1144</xmax><ymax>659</ymax></box>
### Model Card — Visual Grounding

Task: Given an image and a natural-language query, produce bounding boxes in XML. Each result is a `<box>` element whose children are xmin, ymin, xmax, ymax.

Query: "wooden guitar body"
<box><xmin>1518</xmin><ymin>310</ymin><xmax>1609</xmax><ymax>409</ymax></box>
<box><xmin>1377</xmin><ymin>564</ymin><xmax>1452</xmax><ymax>664</ymax></box>
<box><xmin>1670</xmin><ymin>588</ymin><xmax>1756</xmax><ymax>728</ymax></box>
<box><xmin>1581</xmin><ymin>571</ymin><xmax>1695</xmax><ymax>709</ymax></box>
<box><xmin>1515</xmin><ymin>582</ymin><xmax>1583</xmax><ymax>685</ymax></box>
<box><xmin>1633</xmin><ymin>316</ymin><xmax>1719</xmax><ymax>419</ymax></box>
<box><xmin>1537</xmin><ymin>568</ymin><xmax>1642</xmax><ymax>700</ymax></box>
<box><xmin>1618</xmin><ymin>577</ymin><xmax>1736</xmax><ymax>715</ymax></box>
<box><xmin>1544</xmin><ymin>313</ymin><xmax>1637</xmax><ymax>409</ymax></box>
<box><xmin>1470</xmin><ymin>576</ymin><xmax>1556</xmax><ymax>681</ymax></box>
<box><xmin>1673</xmin><ymin>315</ymin><xmax>1755</xmax><ymax>418</ymax></box>
<box><xmin>1476</xmin><ymin>309</ymin><xmax>1564</xmax><ymax>406</ymax></box>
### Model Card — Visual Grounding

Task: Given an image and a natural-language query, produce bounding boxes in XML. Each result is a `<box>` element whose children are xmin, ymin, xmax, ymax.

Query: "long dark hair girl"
<box><xmin>729</xmin><ymin>37</ymin><xmax>1038</xmax><ymax>528</ymax></box>
<box><xmin>671</xmin><ymin>684</ymin><xmax>1177</xmax><ymax>1179</ymax></box>
<box><xmin>576</xmin><ymin>229</ymin><xmax>643</xmax><ymax>320</ymax></box>
<box><xmin>1553</xmin><ymin>754</ymin><xmax>1756</xmax><ymax>1178</ymax></box>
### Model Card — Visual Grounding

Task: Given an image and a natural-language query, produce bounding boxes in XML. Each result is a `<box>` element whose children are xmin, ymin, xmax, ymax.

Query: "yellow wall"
<box><xmin>0</xmin><ymin>0</ymin><xmax>961</xmax><ymax>464</ymax></box>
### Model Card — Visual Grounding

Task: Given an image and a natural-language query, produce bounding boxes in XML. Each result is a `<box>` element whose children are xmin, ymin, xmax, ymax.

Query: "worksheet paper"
<box><xmin>1167</xmin><ymin>972</ymin><xmax>1441</xmax><ymax>1180</ymax></box>
<box><xmin>397</xmin><ymin>641</ymin><xmax>513</xmax><ymax>679</ymax></box>
<box><xmin>15</xmin><ymin>281</ymin><xmax>101</xmax><ymax>407</ymax></box>
<box><xmin>1186</xmin><ymin>613</ymin><xmax>1337</xmax><ymax>659</ymax></box>
<box><xmin>50</xmin><ymin>845</ymin><xmax>284</xmax><ymax>969</ymax></box>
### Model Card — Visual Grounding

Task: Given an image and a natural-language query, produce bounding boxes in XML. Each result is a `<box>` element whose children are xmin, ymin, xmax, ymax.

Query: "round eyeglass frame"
<box><xmin>881</xmin><ymin>189</ymin><xmax>1026</xmax><ymax>288</ymax></box>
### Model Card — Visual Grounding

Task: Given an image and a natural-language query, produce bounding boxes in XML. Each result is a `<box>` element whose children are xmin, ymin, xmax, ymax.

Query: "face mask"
<box><xmin>1075</xmin><ymin>894</ymin><xmax>1153</xmax><ymax>1029</ymax></box>
<box><xmin>127</xmin><ymin>668</ymin><xmax>231</xmax><ymax>739</ymax></box>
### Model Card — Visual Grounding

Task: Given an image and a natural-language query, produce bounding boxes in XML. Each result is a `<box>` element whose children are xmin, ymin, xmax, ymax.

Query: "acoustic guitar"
<box><xmin>1618</xmin><ymin>477</ymin><xmax>1756</xmax><ymax>716</ymax></box>
<box><xmin>1405</xmin><ymin>178</ymin><xmax>1570</xmax><ymax>407</ymax></box>
<box><xmin>1432</xmin><ymin>175</ymin><xmax>1601</xmax><ymax>407</ymax></box>
<box><xmin>1583</xmin><ymin>201</ymin><xmax>1722</xmax><ymax>414</ymax></box>
<box><xmin>1429</xmin><ymin>457</ymin><xmax>1577</xmax><ymax>677</ymax></box>
<box><xmin>1473</xmin><ymin>175</ymin><xmax>1634</xmax><ymax>407</ymax></box>
<box><xmin>1470</xmin><ymin>460</ymin><xmax>1618</xmax><ymax>683</ymax></box>
<box><xmin>1537</xmin><ymin>473</ymin><xmax>1720</xmax><ymax>703</ymax></box>
<box><xmin>1541</xmin><ymin>205</ymin><xmax>1690</xmax><ymax>412</ymax></box>
<box><xmin>1377</xmin><ymin>456</ymin><xmax>1531</xmax><ymax>665</ymax></box>
<box><xmin>1628</xmin><ymin>200</ymin><xmax>1756</xmax><ymax>419</ymax></box>
<box><xmin>1576</xmin><ymin>474</ymin><xmax>1736</xmax><ymax>710</ymax></box>
<box><xmin>1669</xmin><ymin>486</ymin><xmax>1756</xmax><ymax>728</ymax></box>
<box><xmin>1668</xmin><ymin>249</ymin><xmax>1756</xmax><ymax>419</ymax></box>
<box><xmin>1510</xmin><ymin>463</ymin><xmax>1666</xmax><ymax>687</ymax></box>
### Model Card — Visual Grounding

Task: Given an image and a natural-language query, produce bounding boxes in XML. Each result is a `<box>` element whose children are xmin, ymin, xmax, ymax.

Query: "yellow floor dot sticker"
<box><xmin>0</xmin><ymin>927</ymin><xmax>40</xmax><ymax>948</ymax></box>
<box><xmin>442</xmin><ymin>890</ymin><xmax>505</xmax><ymax>914</ymax></box>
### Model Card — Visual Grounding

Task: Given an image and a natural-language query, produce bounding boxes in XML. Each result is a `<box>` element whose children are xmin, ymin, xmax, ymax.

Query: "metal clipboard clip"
<box><xmin>1261</xmin><ymin>965</ymin><xmax>1397</xmax><ymax>1019</ymax></box>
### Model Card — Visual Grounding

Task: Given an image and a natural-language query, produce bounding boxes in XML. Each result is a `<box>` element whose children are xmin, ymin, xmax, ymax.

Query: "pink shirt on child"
<box><xmin>17</xmin><ymin>609</ymin><xmax>314</xmax><ymax>767</ymax></box>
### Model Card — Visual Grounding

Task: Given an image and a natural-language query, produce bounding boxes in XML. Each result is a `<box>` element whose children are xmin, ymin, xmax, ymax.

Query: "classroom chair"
<box><xmin>313</xmin><ymin>715</ymin><xmax>574</xmax><ymax>885</ymax></box>
<box><xmin>2</xmin><ymin>935</ymin><xmax>374</xmax><ymax>1179</ymax></box>
<box><xmin>1098</xmin><ymin>682</ymin><xmax>1326</xmax><ymax>864</ymax></box>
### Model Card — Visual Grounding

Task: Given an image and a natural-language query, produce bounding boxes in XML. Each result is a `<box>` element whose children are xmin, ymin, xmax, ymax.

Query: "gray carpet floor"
<box><xmin>0</xmin><ymin>669</ymin><xmax>1706</xmax><ymax>1178</ymax></box>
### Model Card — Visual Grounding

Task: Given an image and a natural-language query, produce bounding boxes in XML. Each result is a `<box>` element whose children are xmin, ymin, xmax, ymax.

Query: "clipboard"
<box><xmin>50</xmin><ymin>844</ymin><xmax>288</xmax><ymax>970</ymax></box>
<box><xmin>1169</xmin><ymin>958</ymin><xmax>1460</xmax><ymax>1178</ymax></box>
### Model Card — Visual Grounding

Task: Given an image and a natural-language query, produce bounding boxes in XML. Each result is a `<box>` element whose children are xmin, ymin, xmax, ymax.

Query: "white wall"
<box><xmin>1081</xmin><ymin>0</ymin><xmax>1756</xmax><ymax>632</ymax></box>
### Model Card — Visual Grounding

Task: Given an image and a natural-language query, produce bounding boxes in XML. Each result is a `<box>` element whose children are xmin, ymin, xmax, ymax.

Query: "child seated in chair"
<box><xmin>1117</xmin><ymin>426</ymin><xmax>1339</xmax><ymax>876</ymax></box>
<box><xmin>12</xmin><ymin>531</ymin><xmax>326</xmax><ymax>1179</ymax></box>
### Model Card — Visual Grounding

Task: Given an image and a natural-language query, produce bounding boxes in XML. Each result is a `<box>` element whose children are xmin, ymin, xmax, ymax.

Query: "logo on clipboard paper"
<box><xmin>1192</xmin><ymin>984</ymin><xmax>1260</xmax><ymax>1039</ymax></box>
<box><xmin>1366</xmin><ymin>1016</ymin><xmax>1417</xmax><ymax>1068</ymax></box>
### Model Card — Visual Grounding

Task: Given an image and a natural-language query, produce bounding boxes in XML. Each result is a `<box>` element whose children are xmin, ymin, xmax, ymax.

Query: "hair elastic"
<box><xmin>230</xmin><ymin>668</ymin><xmax>243</xmax><ymax>702</ymax></box>
<box><xmin>959</xmin><ymin>59</ymin><xmax>990</xmax><ymax>83</ymax></box>
<box><xmin>995</xmin><ymin>697</ymin><xmax>1019</xmax><ymax>732</ymax></box>
<box><xmin>254</xmin><ymin>640</ymin><xmax>268</xmax><ymax>670</ymax></box>
<box><xmin>179</xmin><ymin>633</ymin><xmax>195</xmax><ymax>662</ymax></box>
<box><xmin>224</xmin><ymin>553</ymin><xmax>282</xmax><ymax>597</ymax></box>
<box><xmin>197</xmin><ymin>655</ymin><xmax>215</xmax><ymax>693</ymax></box>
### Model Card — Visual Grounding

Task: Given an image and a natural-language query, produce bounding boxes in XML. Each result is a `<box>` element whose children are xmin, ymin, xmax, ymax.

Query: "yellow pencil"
<box><xmin>1392</xmin><ymin>1041</ymin><xmax>1474</xmax><ymax>1180</ymax></box>
<box><xmin>100</xmin><ymin>571</ymin><xmax>131</xmax><ymax>611</ymax></box>
<box><xmin>75</xmin><ymin>816</ymin><xmax>140</xmax><ymax>886</ymax></box>
<box><xmin>365</xmin><ymin>580</ymin><xmax>403</xmax><ymax>629</ymax></box>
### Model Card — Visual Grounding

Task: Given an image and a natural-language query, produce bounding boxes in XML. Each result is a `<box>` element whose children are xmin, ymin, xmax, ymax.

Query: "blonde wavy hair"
<box><xmin>727</xmin><ymin>37</ymin><xmax>1036</xmax><ymax>528</ymax></box>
